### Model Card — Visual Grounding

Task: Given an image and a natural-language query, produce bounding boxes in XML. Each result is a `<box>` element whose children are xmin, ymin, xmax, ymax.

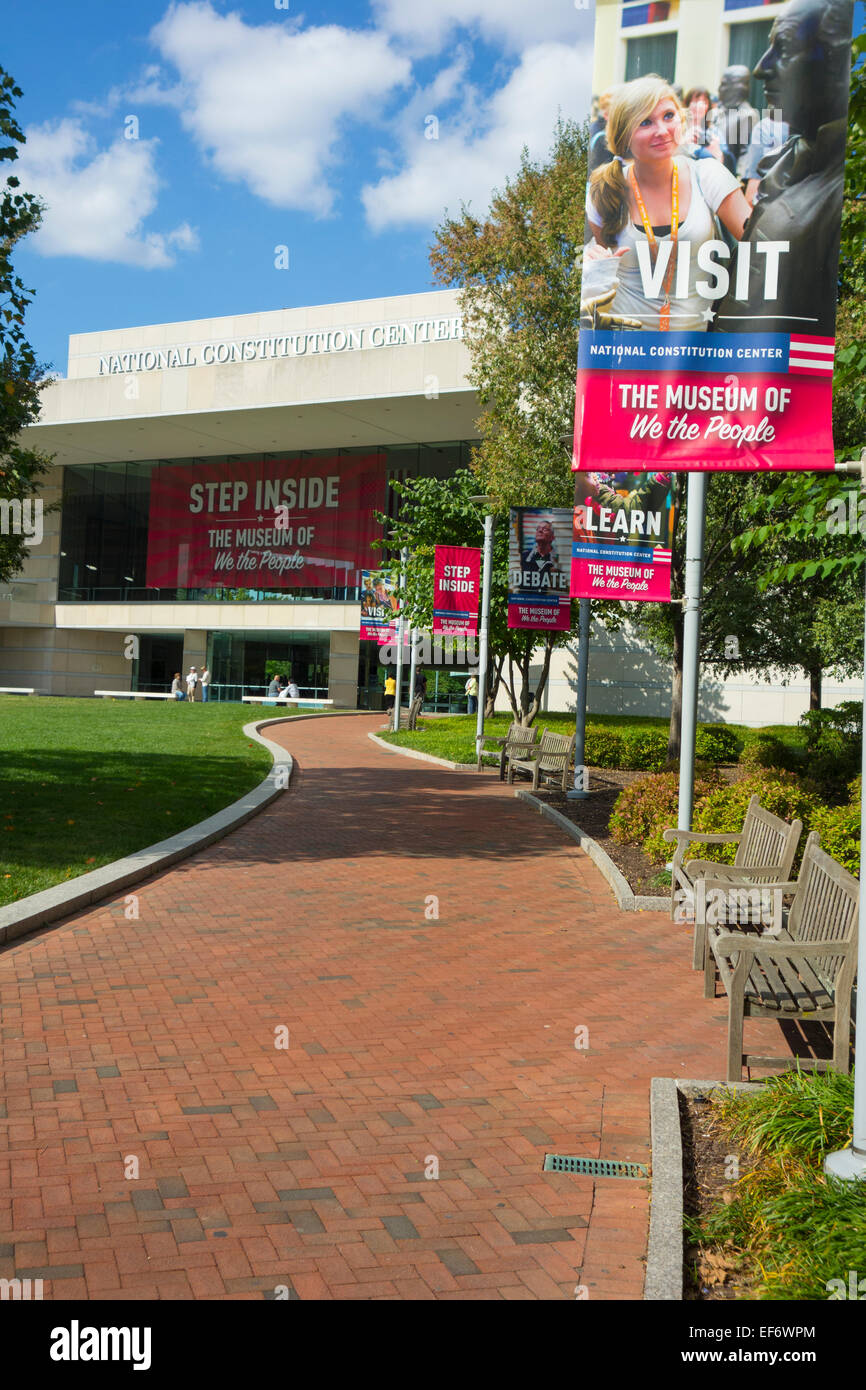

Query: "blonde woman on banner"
<box><xmin>580</xmin><ymin>76</ymin><xmax>751</xmax><ymax>332</ymax></box>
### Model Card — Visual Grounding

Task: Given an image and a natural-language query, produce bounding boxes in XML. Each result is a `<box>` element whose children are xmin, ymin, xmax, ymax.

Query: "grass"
<box><xmin>0</xmin><ymin>696</ymin><xmax>279</xmax><ymax>907</ymax></box>
<box><xmin>685</xmin><ymin>1069</ymin><xmax>866</xmax><ymax>1300</ymax></box>
<box><xmin>380</xmin><ymin>712</ymin><xmax>807</xmax><ymax>768</ymax></box>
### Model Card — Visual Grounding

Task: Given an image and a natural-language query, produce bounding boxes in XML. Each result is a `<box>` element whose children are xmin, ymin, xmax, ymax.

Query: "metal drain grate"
<box><xmin>543</xmin><ymin>1154</ymin><xmax>648</xmax><ymax>1179</ymax></box>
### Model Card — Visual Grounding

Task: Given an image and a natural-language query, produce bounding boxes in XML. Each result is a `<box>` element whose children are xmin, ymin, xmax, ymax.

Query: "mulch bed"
<box><xmin>680</xmin><ymin>1091</ymin><xmax>760</xmax><ymax>1300</ymax></box>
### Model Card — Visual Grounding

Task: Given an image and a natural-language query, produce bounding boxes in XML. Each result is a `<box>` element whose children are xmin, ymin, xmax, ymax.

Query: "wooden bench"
<box><xmin>707</xmin><ymin>835</ymin><xmax>858</xmax><ymax>1082</ymax></box>
<box><xmin>506</xmin><ymin>729</ymin><xmax>575</xmax><ymax>794</ymax></box>
<box><xmin>398</xmin><ymin>696</ymin><xmax>423</xmax><ymax>732</ymax></box>
<box><xmin>94</xmin><ymin>690</ymin><xmax>174</xmax><ymax>700</ymax></box>
<box><xmin>662</xmin><ymin>796</ymin><xmax>803</xmax><ymax>969</ymax></box>
<box><xmin>476</xmin><ymin>722</ymin><xmax>538</xmax><ymax>777</ymax></box>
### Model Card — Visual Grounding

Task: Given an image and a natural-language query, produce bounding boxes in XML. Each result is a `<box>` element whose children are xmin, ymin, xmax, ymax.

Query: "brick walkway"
<box><xmin>0</xmin><ymin>714</ymin><xmax>777</xmax><ymax>1300</ymax></box>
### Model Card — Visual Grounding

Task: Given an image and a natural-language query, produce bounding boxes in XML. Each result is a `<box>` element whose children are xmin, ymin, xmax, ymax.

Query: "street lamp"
<box><xmin>824</xmin><ymin>451</ymin><xmax>866</xmax><ymax>1181</ymax></box>
<box><xmin>469</xmin><ymin>496</ymin><xmax>494</xmax><ymax>755</ymax></box>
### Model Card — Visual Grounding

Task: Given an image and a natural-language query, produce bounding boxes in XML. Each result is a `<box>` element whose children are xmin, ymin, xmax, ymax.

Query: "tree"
<box><xmin>418</xmin><ymin>121</ymin><xmax>590</xmax><ymax>722</ymax></box>
<box><xmin>430</xmin><ymin>118</ymin><xmax>585</xmax><ymax>511</ymax></box>
<box><xmin>378</xmin><ymin>468</ymin><xmax>575</xmax><ymax>723</ymax></box>
<box><xmin>0</xmin><ymin>67</ymin><xmax>52</xmax><ymax>585</ymax></box>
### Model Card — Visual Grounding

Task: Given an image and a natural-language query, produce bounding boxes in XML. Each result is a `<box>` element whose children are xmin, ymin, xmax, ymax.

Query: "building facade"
<box><xmin>594</xmin><ymin>0</ymin><xmax>786</xmax><ymax>105</ymax></box>
<box><xmin>4</xmin><ymin>289</ymin><xmax>479</xmax><ymax>706</ymax></box>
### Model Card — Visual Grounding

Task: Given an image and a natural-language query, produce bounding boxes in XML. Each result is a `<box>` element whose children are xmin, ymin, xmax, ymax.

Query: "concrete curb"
<box><xmin>644</xmin><ymin>1077</ymin><xmax>764</xmax><ymax>1301</ymax></box>
<box><xmin>0</xmin><ymin>715</ymin><xmax>300</xmax><ymax>949</ymax></box>
<box><xmin>367</xmin><ymin>731</ymin><xmax>473</xmax><ymax>772</ymax></box>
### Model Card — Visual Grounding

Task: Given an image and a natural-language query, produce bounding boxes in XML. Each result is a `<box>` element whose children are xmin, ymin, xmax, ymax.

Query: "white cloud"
<box><xmin>150</xmin><ymin>1</ymin><xmax>412</xmax><ymax>215</ymax></box>
<box><xmin>362</xmin><ymin>42</ymin><xmax>593</xmax><ymax>233</ymax></box>
<box><xmin>372</xmin><ymin>0</ymin><xmax>592</xmax><ymax>54</ymax></box>
<box><xmin>15</xmin><ymin>118</ymin><xmax>198</xmax><ymax>268</ymax></box>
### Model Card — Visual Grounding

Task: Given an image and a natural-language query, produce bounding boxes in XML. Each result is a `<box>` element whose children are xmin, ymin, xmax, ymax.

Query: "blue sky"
<box><xmin>5</xmin><ymin>0</ymin><xmax>864</xmax><ymax>374</ymax></box>
<box><xmin>5</xmin><ymin>0</ymin><xmax>595</xmax><ymax>373</ymax></box>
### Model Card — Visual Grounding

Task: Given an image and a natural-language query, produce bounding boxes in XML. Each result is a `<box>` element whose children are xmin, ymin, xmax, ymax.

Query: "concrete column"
<box><xmin>328</xmin><ymin>630</ymin><xmax>360</xmax><ymax>708</ymax></box>
<box><xmin>182</xmin><ymin>630</ymin><xmax>208</xmax><ymax>700</ymax></box>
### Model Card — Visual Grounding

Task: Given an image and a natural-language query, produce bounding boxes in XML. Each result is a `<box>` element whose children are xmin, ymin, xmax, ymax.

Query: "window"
<box><xmin>622</xmin><ymin>2</ymin><xmax>670</xmax><ymax>27</ymax></box>
<box><xmin>625</xmin><ymin>31</ymin><xmax>677</xmax><ymax>82</ymax></box>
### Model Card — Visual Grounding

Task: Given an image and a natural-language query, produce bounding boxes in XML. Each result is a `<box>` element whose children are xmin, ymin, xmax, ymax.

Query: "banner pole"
<box><xmin>826</xmin><ymin>451</ymin><xmax>866</xmax><ymax>1181</ymax></box>
<box><xmin>392</xmin><ymin>547</ymin><xmax>407</xmax><ymax>733</ymax></box>
<box><xmin>476</xmin><ymin>512</ymin><xmax>495</xmax><ymax>755</ymax></box>
<box><xmin>408</xmin><ymin>623</ymin><xmax>419</xmax><ymax>709</ymax></box>
<box><xmin>677</xmin><ymin>472</ymin><xmax>707</xmax><ymax>834</ymax></box>
<box><xmin>567</xmin><ymin>597</ymin><xmax>591</xmax><ymax>801</ymax></box>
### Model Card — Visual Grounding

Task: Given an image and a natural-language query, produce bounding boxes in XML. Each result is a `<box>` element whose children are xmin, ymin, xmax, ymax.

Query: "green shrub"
<box><xmin>610</xmin><ymin>768</ymin><xmax>722</xmax><ymax>865</ymax></box>
<box><xmin>695</xmin><ymin>724</ymin><xmax>740</xmax><ymax>764</ymax></box>
<box><xmin>584</xmin><ymin>725</ymin><xmax>626</xmax><ymax>768</ymax></box>
<box><xmin>739</xmin><ymin>732</ymin><xmax>796</xmax><ymax>772</ymax></box>
<box><xmin>620</xmin><ymin>728</ymin><xmax>668</xmax><ymax>772</ymax></box>
<box><xmin>642</xmin><ymin>772</ymin><xmax>724</xmax><ymax>863</ymax></box>
<box><xmin>812</xmin><ymin>802</ymin><xmax>861</xmax><ymax>875</ymax></box>
<box><xmin>798</xmin><ymin>701</ymin><xmax>862</xmax><ymax>800</ymax></box>
<box><xmin>610</xmin><ymin>771</ymin><xmax>680</xmax><ymax>849</ymax></box>
<box><xmin>691</xmin><ymin>770</ymin><xmax>822</xmax><ymax>866</ymax></box>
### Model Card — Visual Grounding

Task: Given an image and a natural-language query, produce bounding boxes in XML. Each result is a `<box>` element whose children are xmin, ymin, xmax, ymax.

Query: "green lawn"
<box><xmin>0</xmin><ymin>697</ymin><xmax>280</xmax><ymax>907</ymax></box>
<box><xmin>380</xmin><ymin>712</ymin><xmax>807</xmax><ymax>767</ymax></box>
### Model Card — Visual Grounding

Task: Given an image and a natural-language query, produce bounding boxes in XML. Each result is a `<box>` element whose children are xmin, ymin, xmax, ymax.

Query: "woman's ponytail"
<box><xmin>589</xmin><ymin>158</ymin><xmax>629</xmax><ymax>249</ymax></box>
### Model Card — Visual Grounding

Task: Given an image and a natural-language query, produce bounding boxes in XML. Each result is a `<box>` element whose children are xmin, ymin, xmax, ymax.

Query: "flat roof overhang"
<box><xmin>24</xmin><ymin>389</ymin><xmax>480</xmax><ymax>469</ymax></box>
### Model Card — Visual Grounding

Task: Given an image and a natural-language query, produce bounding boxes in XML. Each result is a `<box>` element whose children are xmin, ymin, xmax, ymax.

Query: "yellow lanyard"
<box><xmin>629</xmin><ymin>162</ymin><xmax>679</xmax><ymax>331</ymax></box>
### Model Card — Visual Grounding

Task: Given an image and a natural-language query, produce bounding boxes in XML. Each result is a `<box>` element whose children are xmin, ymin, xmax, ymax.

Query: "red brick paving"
<box><xmin>0</xmin><ymin>713</ymin><xmax>796</xmax><ymax>1300</ymax></box>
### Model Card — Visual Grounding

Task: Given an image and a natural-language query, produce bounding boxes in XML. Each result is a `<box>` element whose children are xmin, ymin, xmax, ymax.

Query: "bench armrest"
<box><xmin>662</xmin><ymin>828</ymin><xmax>742</xmax><ymax>845</ymax></box>
<box><xmin>713</xmin><ymin>934</ymin><xmax>853</xmax><ymax>960</ymax></box>
<box><xmin>699</xmin><ymin>873</ymin><xmax>798</xmax><ymax>893</ymax></box>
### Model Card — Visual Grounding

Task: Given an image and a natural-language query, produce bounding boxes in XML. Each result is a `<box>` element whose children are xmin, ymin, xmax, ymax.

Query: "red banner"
<box><xmin>146</xmin><ymin>454</ymin><xmax>387</xmax><ymax>589</ymax></box>
<box><xmin>571</xmin><ymin>471</ymin><xmax>674</xmax><ymax>603</ymax></box>
<box><xmin>433</xmin><ymin>545</ymin><xmax>480</xmax><ymax>636</ymax></box>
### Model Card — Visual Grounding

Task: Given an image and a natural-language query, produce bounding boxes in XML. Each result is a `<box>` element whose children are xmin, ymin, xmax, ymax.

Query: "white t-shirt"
<box><xmin>585</xmin><ymin>156</ymin><xmax>740</xmax><ymax>332</ymax></box>
<box><xmin>186</xmin><ymin>671</ymin><xmax>198</xmax><ymax>689</ymax></box>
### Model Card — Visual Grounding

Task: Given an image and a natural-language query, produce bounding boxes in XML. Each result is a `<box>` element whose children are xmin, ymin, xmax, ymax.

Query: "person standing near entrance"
<box><xmin>186</xmin><ymin>666</ymin><xmax>199</xmax><ymax>702</ymax></box>
<box><xmin>383</xmin><ymin>670</ymin><xmax>396</xmax><ymax>714</ymax></box>
<box><xmin>465</xmin><ymin>672</ymin><xmax>479</xmax><ymax>716</ymax></box>
<box><xmin>200</xmin><ymin>666</ymin><xmax>211</xmax><ymax>702</ymax></box>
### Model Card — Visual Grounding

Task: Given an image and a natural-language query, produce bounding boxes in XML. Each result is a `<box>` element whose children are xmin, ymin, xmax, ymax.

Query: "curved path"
<box><xmin>0</xmin><ymin>714</ymin><xmax>751</xmax><ymax>1301</ymax></box>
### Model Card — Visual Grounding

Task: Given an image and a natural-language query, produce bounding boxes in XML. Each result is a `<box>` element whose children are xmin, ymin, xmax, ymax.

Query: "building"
<box><xmin>594</xmin><ymin>0</ymin><xmax>786</xmax><ymax>105</ymax></box>
<box><xmin>4</xmin><ymin>282</ymin><xmax>858</xmax><ymax>724</ymax></box>
<box><xmin>4</xmin><ymin>289</ymin><xmax>479</xmax><ymax>706</ymax></box>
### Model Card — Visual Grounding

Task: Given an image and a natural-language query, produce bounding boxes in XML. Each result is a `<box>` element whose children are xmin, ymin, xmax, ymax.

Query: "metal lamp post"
<box><xmin>469</xmin><ymin>497</ymin><xmax>495</xmax><ymax>755</ymax></box>
<box><xmin>392</xmin><ymin>546</ymin><xmax>408</xmax><ymax>733</ymax></box>
<box><xmin>825</xmin><ymin>451</ymin><xmax>866</xmax><ymax>1181</ymax></box>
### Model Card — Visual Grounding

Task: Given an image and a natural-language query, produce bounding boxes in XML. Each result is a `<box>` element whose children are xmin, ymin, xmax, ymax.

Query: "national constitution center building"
<box><xmin>6</xmin><ymin>290</ymin><xmax>479</xmax><ymax>707</ymax></box>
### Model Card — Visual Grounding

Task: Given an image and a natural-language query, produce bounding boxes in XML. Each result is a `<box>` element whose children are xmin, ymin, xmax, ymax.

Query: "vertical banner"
<box><xmin>574</xmin><ymin>0</ymin><xmax>854</xmax><ymax>473</ymax></box>
<box><xmin>507</xmin><ymin>508</ymin><xmax>573</xmax><ymax>631</ymax></box>
<box><xmin>433</xmin><ymin>544</ymin><xmax>481</xmax><ymax>636</ymax></box>
<box><xmin>571</xmin><ymin>471</ymin><xmax>674</xmax><ymax>602</ymax></box>
<box><xmin>360</xmin><ymin>569</ymin><xmax>399</xmax><ymax>644</ymax></box>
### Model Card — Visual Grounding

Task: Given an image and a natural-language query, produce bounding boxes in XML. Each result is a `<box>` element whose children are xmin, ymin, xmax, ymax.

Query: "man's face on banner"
<box><xmin>535</xmin><ymin>521</ymin><xmax>555</xmax><ymax>555</ymax></box>
<box><xmin>755</xmin><ymin>0</ymin><xmax>852</xmax><ymax>136</ymax></box>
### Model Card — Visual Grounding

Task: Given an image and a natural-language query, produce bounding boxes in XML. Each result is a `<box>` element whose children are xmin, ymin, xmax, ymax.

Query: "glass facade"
<box><xmin>58</xmin><ymin>441</ymin><xmax>472</xmax><ymax>603</ymax></box>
